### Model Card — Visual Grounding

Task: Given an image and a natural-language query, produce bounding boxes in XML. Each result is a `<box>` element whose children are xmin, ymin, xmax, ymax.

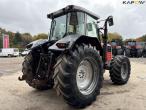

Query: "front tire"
<box><xmin>54</xmin><ymin>44</ymin><xmax>103</xmax><ymax>108</ymax></box>
<box><xmin>110</xmin><ymin>55</ymin><xmax>131</xmax><ymax>85</ymax></box>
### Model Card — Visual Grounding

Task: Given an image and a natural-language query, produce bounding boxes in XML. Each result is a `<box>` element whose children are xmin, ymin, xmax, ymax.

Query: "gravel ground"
<box><xmin>0</xmin><ymin>57</ymin><xmax>146</xmax><ymax>110</ymax></box>
<box><xmin>0</xmin><ymin>57</ymin><xmax>23</xmax><ymax>76</ymax></box>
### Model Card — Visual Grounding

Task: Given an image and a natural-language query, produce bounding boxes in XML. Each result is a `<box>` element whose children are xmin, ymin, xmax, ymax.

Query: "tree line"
<box><xmin>0</xmin><ymin>28</ymin><xmax>48</xmax><ymax>50</ymax></box>
<box><xmin>0</xmin><ymin>27</ymin><xmax>146</xmax><ymax>50</ymax></box>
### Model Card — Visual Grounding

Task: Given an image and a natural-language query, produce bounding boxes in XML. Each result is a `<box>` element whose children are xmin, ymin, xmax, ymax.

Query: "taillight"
<box><xmin>56</xmin><ymin>43</ymin><xmax>69</xmax><ymax>48</ymax></box>
<box><xmin>106</xmin><ymin>52</ymin><xmax>112</xmax><ymax>61</ymax></box>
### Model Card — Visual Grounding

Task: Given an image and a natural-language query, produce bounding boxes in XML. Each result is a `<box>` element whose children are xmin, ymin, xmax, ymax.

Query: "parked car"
<box><xmin>0</xmin><ymin>48</ymin><xmax>19</xmax><ymax>57</ymax></box>
<box><xmin>21</xmin><ymin>49</ymin><xmax>30</xmax><ymax>56</ymax></box>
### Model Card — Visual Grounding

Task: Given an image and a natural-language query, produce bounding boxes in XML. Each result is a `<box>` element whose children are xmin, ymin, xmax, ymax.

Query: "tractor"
<box><xmin>125</xmin><ymin>40</ymin><xmax>143</xmax><ymax>57</ymax></box>
<box><xmin>19</xmin><ymin>5</ymin><xmax>131</xmax><ymax>108</ymax></box>
<box><xmin>110</xmin><ymin>40</ymin><xmax>124</xmax><ymax>56</ymax></box>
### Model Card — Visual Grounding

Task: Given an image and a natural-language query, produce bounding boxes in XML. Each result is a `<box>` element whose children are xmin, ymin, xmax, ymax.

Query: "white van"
<box><xmin>0</xmin><ymin>48</ymin><xmax>19</xmax><ymax>57</ymax></box>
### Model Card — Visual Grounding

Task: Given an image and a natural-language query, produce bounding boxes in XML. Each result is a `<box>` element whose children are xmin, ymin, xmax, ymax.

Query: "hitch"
<box><xmin>18</xmin><ymin>74</ymin><xmax>26</xmax><ymax>81</ymax></box>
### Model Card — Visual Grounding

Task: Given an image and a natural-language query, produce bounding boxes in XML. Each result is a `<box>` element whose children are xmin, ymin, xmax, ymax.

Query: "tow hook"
<box><xmin>18</xmin><ymin>74</ymin><xmax>26</xmax><ymax>81</ymax></box>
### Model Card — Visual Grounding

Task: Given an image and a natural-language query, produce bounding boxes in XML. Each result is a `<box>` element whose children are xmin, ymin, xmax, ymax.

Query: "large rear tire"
<box><xmin>22</xmin><ymin>53</ymin><xmax>54</xmax><ymax>90</ymax></box>
<box><xmin>110</xmin><ymin>55</ymin><xmax>131</xmax><ymax>85</ymax></box>
<box><xmin>54</xmin><ymin>44</ymin><xmax>103</xmax><ymax>108</ymax></box>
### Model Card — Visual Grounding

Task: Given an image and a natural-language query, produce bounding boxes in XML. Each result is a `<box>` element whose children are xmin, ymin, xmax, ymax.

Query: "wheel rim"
<box><xmin>76</xmin><ymin>58</ymin><xmax>98</xmax><ymax>95</ymax></box>
<box><xmin>121</xmin><ymin>62</ymin><xmax>128</xmax><ymax>80</ymax></box>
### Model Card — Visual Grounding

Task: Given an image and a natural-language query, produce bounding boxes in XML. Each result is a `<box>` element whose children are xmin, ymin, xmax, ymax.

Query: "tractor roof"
<box><xmin>47</xmin><ymin>5</ymin><xmax>100</xmax><ymax>20</ymax></box>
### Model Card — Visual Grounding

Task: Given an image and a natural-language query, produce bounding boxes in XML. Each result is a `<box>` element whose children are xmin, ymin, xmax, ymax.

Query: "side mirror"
<box><xmin>87</xmin><ymin>23</ymin><xmax>93</xmax><ymax>31</ymax></box>
<box><xmin>107</xmin><ymin>16</ymin><xmax>114</xmax><ymax>26</ymax></box>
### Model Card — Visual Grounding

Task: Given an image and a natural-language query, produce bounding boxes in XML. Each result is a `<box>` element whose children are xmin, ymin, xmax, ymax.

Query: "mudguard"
<box><xmin>49</xmin><ymin>34</ymin><xmax>102</xmax><ymax>53</ymax></box>
<box><xmin>26</xmin><ymin>39</ymin><xmax>49</xmax><ymax>49</ymax></box>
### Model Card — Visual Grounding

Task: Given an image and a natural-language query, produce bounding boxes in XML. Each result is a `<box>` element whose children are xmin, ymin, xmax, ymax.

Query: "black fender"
<box><xmin>49</xmin><ymin>34</ymin><xmax>103</xmax><ymax>55</ymax></box>
<box><xmin>26</xmin><ymin>39</ymin><xmax>56</xmax><ymax>50</ymax></box>
<box><xmin>26</xmin><ymin>39</ymin><xmax>49</xmax><ymax>49</ymax></box>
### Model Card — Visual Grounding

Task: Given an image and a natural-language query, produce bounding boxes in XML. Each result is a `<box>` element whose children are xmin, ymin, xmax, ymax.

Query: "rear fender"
<box><xmin>49</xmin><ymin>34</ymin><xmax>103</xmax><ymax>55</ymax></box>
<box><xmin>49</xmin><ymin>34</ymin><xmax>79</xmax><ymax>51</ymax></box>
<box><xmin>26</xmin><ymin>39</ymin><xmax>49</xmax><ymax>49</ymax></box>
<box><xmin>26</xmin><ymin>39</ymin><xmax>56</xmax><ymax>53</ymax></box>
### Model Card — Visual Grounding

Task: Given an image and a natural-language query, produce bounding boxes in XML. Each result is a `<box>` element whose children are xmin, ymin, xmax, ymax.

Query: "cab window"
<box><xmin>68</xmin><ymin>12</ymin><xmax>85</xmax><ymax>35</ymax></box>
<box><xmin>51</xmin><ymin>15</ymin><xmax>67</xmax><ymax>40</ymax></box>
<box><xmin>86</xmin><ymin>15</ymin><xmax>97</xmax><ymax>37</ymax></box>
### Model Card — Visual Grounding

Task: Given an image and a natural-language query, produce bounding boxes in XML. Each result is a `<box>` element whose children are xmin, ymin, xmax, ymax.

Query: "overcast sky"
<box><xmin>0</xmin><ymin>0</ymin><xmax>146</xmax><ymax>39</ymax></box>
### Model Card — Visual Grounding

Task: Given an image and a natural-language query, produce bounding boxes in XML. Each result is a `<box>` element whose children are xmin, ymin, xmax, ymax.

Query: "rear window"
<box><xmin>111</xmin><ymin>42</ymin><xmax>117</xmax><ymax>46</ymax></box>
<box><xmin>128</xmin><ymin>42</ymin><xmax>136</xmax><ymax>46</ymax></box>
<box><xmin>0</xmin><ymin>49</ymin><xmax>2</xmax><ymax>52</ymax></box>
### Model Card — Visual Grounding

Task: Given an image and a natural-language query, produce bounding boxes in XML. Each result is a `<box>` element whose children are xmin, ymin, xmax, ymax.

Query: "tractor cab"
<box><xmin>47</xmin><ymin>5</ymin><xmax>100</xmax><ymax>41</ymax></box>
<box><xmin>127</xmin><ymin>41</ymin><xmax>136</xmax><ymax>48</ymax></box>
<box><xmin>111</xmin><ymin>41</ymin><xmax>117</xmax><ymax>47</ymax></box>
<box><xmin>111</xmin><ymin>40</ymin><xmax>121</xmax><ymax>48</ymax></box>
<box><xmin>47</xmin><ymin>5</ymin><xmax>114</xmax><ymax>63</ymax></box>
<box><xmin>111</xmin><ymin>40</ymin><xmax>123</xmax><ymax>48</ymax></box>
<box><xmin>125</xmin><ymin>40</ymin><xmax>142</xmax><ymax>57</ymax></box>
